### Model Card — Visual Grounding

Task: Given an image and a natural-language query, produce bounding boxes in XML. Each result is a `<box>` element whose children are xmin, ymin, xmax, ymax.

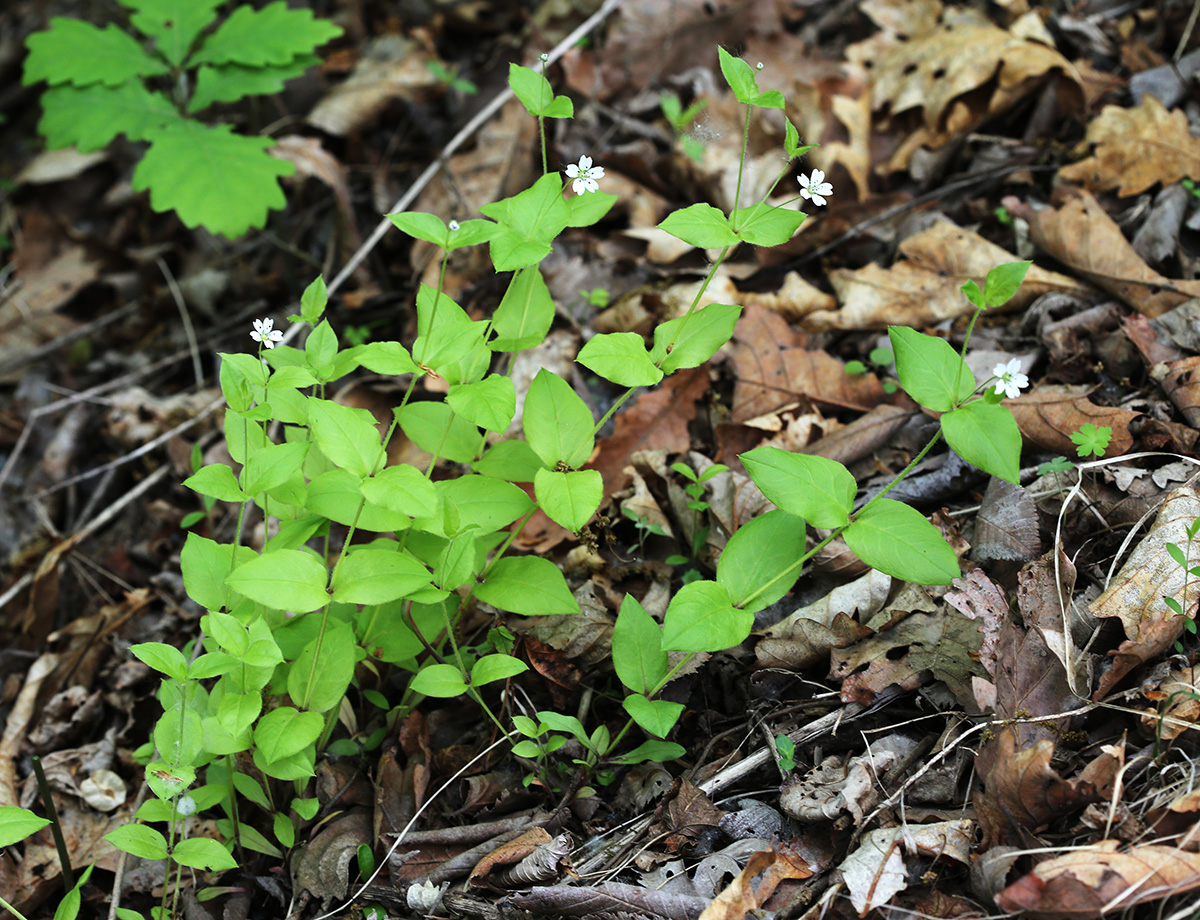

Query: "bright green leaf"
<box><xmin>307</xmin><ymin>398</ymin><xmax>384</xmax><ymax>479</ymax></box>
<box><xmin>331</xmin><ymin>547</ymin><xmax>431</xmax><ymax>605</ymax></box>
<box><xmin>732</xmin><ymin>203</ymin><xmax>806</xmax><ymax>246</ymax></box>
<box><xmin>0</xmin><ymin>807</ymin><xmax>52</xmax><ymax>848</ymax></box>
<box><xmin>740</xmin><ymin>446</ymin><xmax>856</xmax><ymax>528</ymax></box>
<box><xmin>37</xmin><ymin>83</ymin><xmax>179</xmax><ymax>152</ymax></box>
<box><xmin>242</xmin><ymin>441</ymin><xmax>308</xmax><ymax>496</ymax></box>
<box><xmin>473</xmin><ymin>440</ymin><xmax>545</xmax><ymax>483</ymax></box>
<box><xmin>24</xmin><ymin>18</ymin><xmax>169</xmax><ymax>87</ymax></box>
<box><xmin>662</xmin><ymin>581</ymin><xmax>750</xmax><ymax>652</ymax></box>
<box><xmin>843</xmin><ymin>499</ymin><xmax>959</xmax><ymax>585</ymax></box>
<box><xmin>172</xmin><ymin>836</ymin><xmax>238</xmax><ymax>871</ymax></box>
<box><xmin>476</xmin><ymin>557</ymin><xmax>580</xmax><ymax>616</ymax></box>
<box><xmin>409</xmin><ymin>663</ymin><xmax>468</xmax><ymax>698</ymax></box>
<box><xmin>523</xmin><ymin>369</ymin><xmax>594</xmax><ymax>469</ymax></box>
<box><xmin>120</xmin><ymin>0</ymin><xmax>223</xmax><ymax>67</ymax></box>
<box><xmin>131</xmin><ymin>642</ymin><xmax>189</xmax><ymax>682</ymax></box>
<box><xmin>622</xmin><ymin>694</ymin><xmax>684</xmax><ymax>738</ymax></box>
<box><xmin>471</xmin><ymin>654</ymin><xmax>528</xmax><ymax>686</ymax></box>
<box><xmin>577</xmin><ymin>333</ymin><xmax>663</xmax><ymax>387</ymax></box>
<box><xmin>437</xmin><ymin>475</ymin><xmax>534</xmax><ymax>533</ymax></box>
<box><xmin>226</xmin><ymin>549</ymin><xmax>329</xmax><ymax>613</ymax></box>
<box><xmin>658</xmin><ymin>203</ymin><xmax>737</xmax><ymax>249</ymax></box>
<box><xmin>360</xmin><ymin>465</ymin><xmax>438</xmax><ymax>518</ymax></box>
<box><xmin>190</xmin><ymin>1</ymin><xmax>342</xmax><ymax>67</ymax></box>
<box><xmin>888</xmin><ymin>327</ymin><xmax>975</xmax><ymax>412</ymax></box>
<box><xmin>397</xmin><ymin>401</ymin><xmax>482</xmax><ymax>465</ymax></box>
<box><xmin>534</xmin><ymin>468</ymin><xmax>602</xmax><ymax>532</ymax></box>
<box><xmin>508</xmin><ymin>63</ymin><xmax>573</xmax><ymax>118</ymax></box>
<box><xmin>448</xmin><ymin>376</ymin><xmax>516</xmax><ymax>433</ymax></box>
<box><xmin>941</xmin><ymin>401</ymin><xmax>1021</xmax><ymax>484</ymax></box>
<box><xmin>612</xmin><ymin>595</ymin><xmax>668</xmax><ymax>695</ymax></box>
<box><xmin>491</xmin><ymin>267</ymin><xmax>556</xmax><ymax>352</ymax></box>
<box><xmin>716</xmin><ymin>510</ymin><xmax>807</xmax><ymax>612</ymax></box>
<box><xmin>982</xmin><ymin>261</ymin><xmax>1032</xmax><ymax>308</ymax></box>
<box><xmin>188</xmin><ymin>56</ymin><xmax>316</xmax><ymax>113</ymax></box>
<box><xmin>106</xmin><ymin>823</ymin><xmax>168</xmax><ymax>860</ymax></box>
<box><xmin>650</xmin><ymin>303</ymin><xmax>740</xmax><ymax>373</ymax></box>
<box><xmin>254</xmin><ymin>706</ymin><xmax>323</xmax><ymax>762</ymax></box>
<box><xmin>183</xmin><ymin>463</ymin><xmax>245</xmax><ymax>502</ymax></box>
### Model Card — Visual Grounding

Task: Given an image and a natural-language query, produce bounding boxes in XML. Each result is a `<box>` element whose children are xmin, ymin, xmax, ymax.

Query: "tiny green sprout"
<box><xmin>1183</xmin><ymin>178</ymin><xmax>1200</xmax><ymax>199</ymax></box>
<box><xmin>580</xmin><ymin>288</ymin><xmax>611</xmax><ymax>309</ymax></box>
<box><xmin>426</xmin><ymin>59</ymin><xmax>478</xmax><ymax>95</ymax></box>
<box><xmin>775</xmin><ymin>734</ymin><xmax>797</xmax><ymax>772</ymax></box>
<box><xmin>660</xmin><ymin>91</ymin><xmax>708</xmax><ymax>163</ymax></box>
<box><xmin>342</xmin><ymin>323</ymin><xmax>372</xmax><ymax>347</ymax></box>
<box><xmin>1038</xmin><ymin>456</ymin><xmax>1074</xmax><ymax>476</ymax></box>
<box><xmin>994</xmin><ymin>205</ymin><xmax>1013</xmax><ymax>225</ymax></box>
<box><xmin>1069</xmin><ymin>423</ymin><xmax>1113</xmax><ymax>458</ymax></box>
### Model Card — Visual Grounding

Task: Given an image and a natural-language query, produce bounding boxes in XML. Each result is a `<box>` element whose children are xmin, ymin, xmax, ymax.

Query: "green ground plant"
<box><xmin>21</xmin><ymin>1</ymin><xmax>342</xmax><ymax>238</ymax></box>
<box><xmin>7</xmin><ymin>46</ymin><xmax>1035</xmax><ymax>918</ymax></box>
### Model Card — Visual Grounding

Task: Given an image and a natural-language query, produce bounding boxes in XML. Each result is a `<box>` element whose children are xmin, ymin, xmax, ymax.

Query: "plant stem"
<box><xmin>31</xmin><ymin>755</ymin><xmax>73</xmax><ymax>892</ymax></box>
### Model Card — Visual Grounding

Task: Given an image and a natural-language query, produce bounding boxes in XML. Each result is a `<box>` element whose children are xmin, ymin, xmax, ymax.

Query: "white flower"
<box><xmin>798</xmin><ymin>169</ymin><xmax>833</xmax><ymax>207</ymax></box>
<box><xmin>992</xmin><ymin>357</ymin><xmax>1029</xmax><ymax>399</ymax></box>
<box><xmin>540</xmin><ymin>52</ymin><xmax>549</xmax><ymax>62</ymax></box>
<box><xmin>448</xmin><ymin>220</ymin><xmax>460</xmax><ymax>231</ymax></box>
<box><xmin>250</xmin><ymin>317</ymin><xmax>283</xmax><ymax>349</ymax></box>
<box><xmin>565</xmin><ymin>155</ymin><xmax>605</xmax><ymax>195</ymax></box>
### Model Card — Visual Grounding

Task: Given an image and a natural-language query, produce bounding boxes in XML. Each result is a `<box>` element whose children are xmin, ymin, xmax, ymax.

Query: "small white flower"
<box><xmin>756</xmin><ymin>62</ymin><xmax>764</xmax><ymax>70</ymax></box>
<box><xmin>798</xmin><ymin>169</ymin><xmax>833</xmax><ymax>207</ymax></box>
<box><xmin>448</xmin><ymin>220</ymin><xmax>460</xmax><ymax>231</ymax></box>
<box><xmin>564</xmin><ymin>155</ymin><xmax>605</xmax><ymax>195</ymax></box>
<box><xmin>250</xmin><ymin>317</ymin><xmax>283</xmax><ymax>349</ymax></box>
<box><xmin>992</xmin><ymin>357</ymin><xmax>1029</xmax><ymax>399</ymax></box>
<box><xmin>540</xmin><ymin>52</ymin><xmax>549</xmax><ymax>62</ymax></box>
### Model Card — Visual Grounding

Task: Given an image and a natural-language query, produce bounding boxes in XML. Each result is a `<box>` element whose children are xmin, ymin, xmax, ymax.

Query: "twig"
<box><xmin>0</xmin><ymin>300</ymin><xmax>142</xmax><ymax>378</ymax></box>
<box><xmin>156</xmin><ymin>256</ymin><xmax>203</xmax><ymax>388</ymax></box>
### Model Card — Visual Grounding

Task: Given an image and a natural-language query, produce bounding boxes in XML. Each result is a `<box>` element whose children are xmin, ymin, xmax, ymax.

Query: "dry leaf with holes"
<box><xmin>1058</xmin><ymin>96</ymin><xmax>1200</xmax><ymax>197</ymax></box>
<box><xmin>997</xmin><ymin>841</ymin><xmax>1200</xmax><ymax>919</ymax></box>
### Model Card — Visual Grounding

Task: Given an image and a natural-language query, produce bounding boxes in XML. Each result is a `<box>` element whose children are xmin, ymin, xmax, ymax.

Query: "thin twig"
<box><xmin>156</xmin><ymin>256</ymin><xmax>203</xmax><ymax>388</ymax></box>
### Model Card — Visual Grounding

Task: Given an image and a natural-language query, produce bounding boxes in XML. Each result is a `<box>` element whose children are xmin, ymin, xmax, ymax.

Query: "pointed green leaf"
<box><xmin>473</xmin><ymin>440</ymin><xmax>545</xmax><ymax>483</ymax></box>
<box><xmin>508</xmin><ymin>63</ymin><xmax>573</xmax><ymax>118</ymax></box>
<box><xmin>190</xmin><ymin>1</ymin><xmax>342</xmax><ymax>67</ymax></box>
<box><xmin>119</xmin><ymin>0</ymin><xmax>223</xmax><ymax>66</ymax></box>
<box><xmin>357</xmin><ymin>341</ymin><xmax>417</xmax><ymax>375</ymax></box>
<box><xmin>172</xmin><ymin>836</ymin><xmax>237</xmax><ymax>871</ymax></box>
<box><xmin>254</xmin><ymin>706</ymin><xmax>323</xmax><ymax>762</ymax></box>
<box><xmin>941</xmin><ymin>401</ymin><xmax>1021</xmax><ymax>484</ymax></box>
<box><xmin>982</xmin><ymin>261</ymin><xmax>1032</xmax><ymax>308</ymax></box>
<box><xmin>105</xmin><ymin>824</ymin><xmax>169</xmax><ymax>861</ymax></box>
<box><xmin>409</xmin><ymin>663</ymin><xmax>468</xmax><ymax>698</ymax></box>
<box><xmin>662</xmin><ymin>581</ymin><xmax>750</xmax><ymax>652</ymax></box>
<box><xmin>24</xmin><ymin>18</ymin><xmax>169</xmax><ymax>87</ymax></box>
<box><xmin>307</xmin><ymin>398</ymin><xmax>384</xmax><ymax>479</ymax></box>
<box><xmin>0</xmin><ymin>807</ymin><xmax>52</xmax><ymax>848</ymax></box>
<box><xmin>612</xmin><ymin>595</ymin><xmax>668</xmax><ymax>695</ymax></box>
<box><xmin>732</xmin><ymin>203</ymin><xmax>806</xmax><ymax>246</ymax></box>
<box><xmin>658</xmin><ymin>203</ymin><xmax>737</xmax><ymax>249</ymax></box>
<box><xmin>447</xmin><ymin>376</ymin><xmax>516</xmax><ymax>432</ymax></box>
<box><xmin>534</xmin><ymin>468</ymin><xmax>602</xmax><ymax>532</ymax></box>
<box><xmin>438</xmin><ymin>476</ymin><xmax>534</xmax><ymax>534</ymax></box>
<box><xmin>331</xmin><ymin>547</ymin><xmax>431</xmax><ymax>604</ymax></box>
<box><xmin>131</xmin><ymin>642</ymin><xmax>189</xmax><ymax>682</ymax></box>
<box><xmin>577</xmin><ymin>333</ymin><xmax>663</xmax><ymax>387</ymax></box>
<box><xmin>491</xmin><ymin>267</ymin><xmax>555</xmax><ymax>351</ymax></box>
<box><xmin>716</xmin><ymin>510</ymin><xmax>807</xmax><ymax>612</ymax></box>
<box><xmin>360</xmin><ymin>465</ymin><xmax>438</xmax><ymax>518</ymax></box>
<box><xmin>622</xmin><ymin>694</ymin><xmax>684</xmax><ymax>738</ymax></box>
<box><xmin>188</xmin><ymin>55</ymin><xmax>317</xmax><ymax>113</ymax></box>
<box><xmin>888</xmin><ymin>326</ymin><xmax>975</xmax><ymax>412</ymax></box>
<box><xmin>226</xmin><ymin>549</ymin><xmax>329</xmax><ymax>612</ymax></box>
<box><xmin>523</xmin><ymin>369</ymin><xmax>594</xmax><ymax>469</ymax></box>
<box><xmin>650</xmin><ymin>303</ymin><xmax>740</xmax><ymax>372</ymax></box>
<box><xmin>471</xmin><ymin>653</ymin><xmax>528</xmax><ymax>687</ymax></box>
<box><xmin>740</xmin><ymin>446</ymin><xmax>856</xmax><ymax>528</ymax></box>
<box><xmin>843</xmin><ymin>499</ymin><xmax>959</xmax><ymax>585</ymax></box>
<box><xmin>242</xmin><ymin>441</ymin><xmax>308</xmax><ymax>496</ymax></box>
<box><xmin>476</xmin><ymin>557</ymin><xmax>580</xmax><ymax>616</ymax></box>
<box><xmin>716</xmin><ymin>46</ymin><xmax>757</xmax><ymax>105</ymax></box>
<box><xmin>37</xmin><ymin>83</ymin><xmax>179</xmax><ymax>152</ymax></box>
<box><xmin>480</xmin><ymin>174</ymin><xmax>571</xmax><ymax>271</ymax></box>
<box><xmin>184</xmin><ymin>463</ymin><xmax>246</xmax><ymax>502</ymax></box>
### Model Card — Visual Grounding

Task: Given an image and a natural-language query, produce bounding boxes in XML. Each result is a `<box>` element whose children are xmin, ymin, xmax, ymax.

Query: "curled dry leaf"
<box><xmin>1152</xmin><ymin>355</ymin><xmax>1200</xmax><ymax>428</ymax></box>
<box><xmin>996</xmin><ymin>841</ymin><xmax>1200</xmax><ymax>919</ymax></box>
<box><xmin>1057</xmin><ymin>96</ymin><xmax>1200</xmax><ymax>197</ymax></box>
<box><xmin>291</xmin><ymin>811</ymin><xmax>372</xmax><ymax>907</ymax></box>
<box><xmin>839</xmin><ymin>820</ymin><xmax>975</xmax><ymax>916</ymax></box>
<box><xmin>1090</xmin><ymin>487</ymin><xmax>1200</xmax><ymax>697</ymax></box>
<box><xmin>1005</xmin><ymin>385</ymin><xmax>1136</xmax><ymax>458</ymax></box>
<box><xmin>507</xmin><ymin>879</ymin><xmax>711</xmax><ymax>920</ymax></box>
<box><xmin>1013</xmin><ymin>187</ymin><xmax>1200</xmax><ymax>318</ymax></box>
<box><xmin>697</xmin><ymin>842</ymin><xmax>813</xmax><ymax>920</ymax></box>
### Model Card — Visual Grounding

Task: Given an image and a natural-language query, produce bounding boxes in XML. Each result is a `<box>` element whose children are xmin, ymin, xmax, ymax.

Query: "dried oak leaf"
<box><xmin>996</xmin><ymin>841</ymin><xmax>1200</xmax><ymax>919</ymax></box>
<box><xmin>1058</xmin><ymin>96</ymin><xmax>1200</xmax><ymax>197</ymax></box>
<box><xmin>1090</xmin><ymin>487</ymin><xmax>1200</xmax><ymax>697</ymax></box>
<box><xmin>1005</xmin><ymin>385</ymin><xmax>1136</xmax><ymax>458</ymax></box>
<box><xmin>1015</xmin><ymin>187</ymin><xmax>1200</xmax><ymax>317</ymax></box>
<box><xmin>697</xmin><ymin>843</ymin><xmax>813</xmax><ymax>920</ymax></box>
<box><xmin>830</xmin><ymin>608</ymin><xmax>985</xmax><ymax>707</ymax></box>
<box><xmin>975</xmin><ymin>727</ymin><xmax>1102</xmax><ymax>848</ymax></box>
<box><xmin>291</xmin><ymin>811</ymin><xmax>372</xmax><ymax>907</ymax></box>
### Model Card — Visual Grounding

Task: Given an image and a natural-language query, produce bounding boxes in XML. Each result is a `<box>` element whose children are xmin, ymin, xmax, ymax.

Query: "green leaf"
<box><xmin>473</xmin><ymin>440</ymin><xmax>545</xmax><ymax>483</ymax></box>
<box><xmin>662</xmin><ymin>581</ymin><xmax>751</xmax><ymax>652</ymax></box>
<box><xmin>357</xmin><ymin>341</ymin><xmax>418</xmax><ymax>375</ymax></box>
<box><xmin>188</xmin><ymin>56</ymin><xmax>316</xmax><ymax>113</ymax></box>
<box><xmin>226</xmin><ymin>549</ymin><xmax>329</xmax><ymax>613</ymax></box>
<box><xmin>130</xmin><ymin>642</ymin><xmax>189</xmax><ymax>681</ymax></box>
<box><xmin>397</xmin><ymin>401</ymin><xmax>482</xmax><ymax>464</ymax></box>
<box><xmin>274</xmin><ymin>813</ymin><xmax>296</xmax><ymax>849</ymax></box>
<box><xmin>190</xmin><ymin>1</ymin><xmax>342</xmax><ymax>67</ymax></box>
<box><xmin>941</xmin><ymin>401</ymin><xmax>1021</xmax><ymax>484</ymax></box>
<box><xmin>360</xmin><ymin>465</ymin><xmax>438</xmax><ymax>518</ymax></box>
<box><xmin>446</xmin><ymin>219</ymin><xmax>502</xmax><ymax>251</ymax></box>
<box><xmin>181</xmin><ymin>533</ymin><xmax>253</xmax><ymax>611</ymax></box>
<box><xmin>658</xmin><ymin>203</ymin><xmax>737</xmax><ymax>249</ymax></box>
<box><xmin>299</xmin><ymin>275</ymin><xmax>327</xmax><ymax>324</ymax></box>
<box><xmin>254</xmin><ymin>706</ymin><xmax>323</xmax><ymax>762</ymax></box>
<box><xmin>508</xmin><ymin>63</ymin><xmax>573</xmax><ymax>118</ymax></box>
<box><xmin>471</xmin><ymin>654</ymin><xmax>528</xmax><ymax>686</ymax></box>
<box><xmin>23</xmin><ymin>18</ymin><xmax>169</xmax><ymax>87</ymax></box>
<box><xmin>216</xmin><ymin>690</ymin><xmax>261</xmax><ymax>739</ymax></box>
<box><xmin>410</xmin><ymin>663</ymin><xmax>468</xmax><ymax>698</ymax></box>
<box><xmin>308</xmin><ymin>469</ymin><xmax>413</xmax><ymax>532</ymax></box>
<box><xmin>386</xmin><ymin>211</ymin><xmax>452</xmax><ymax>247</ymax></box>
<box><xmin>566</xmin><ymin>192</ymin><xmax>618</xmax><ymax>228</ymax></box>
<box><xmin>577</xmin><ymin>333</ymin><xmax>663</xmax><ymax>387</ymax></box>
<box><xmin>622</xmin><ymin>694</ymin><xmax>684</xmax><ymax>739</ymax></box>
<box><xmin>717</xmin><ymin>46</ymin><xmax>757</xmax><ymax>105</ymax></box>
<box><xmin>650</xmin><ymin>303</ymin><xmax>741</xmax><ymax>373</ymax></box>
<box><xmin>120</xmin><ymin>0</ymin><xmax>223</xmax><ymax>67</ymax></box>
<box><xmin>220</xmin><ymin>352</ymin><xmax>268</xmax><ymax>413</ymax></box>
<box><xmin>172</xmin><ymin>836</ymin><xmax>237</xmax><ymax>871</ymax></box>
<box><xmin>610</xmin><ymin>739</ymin><xmax>686</xmax><ymax>765</ymax></box>
<box><xmin>242</xmin><ymin>441</ymin><xmax>308</xmax><ymax>496</ymax></box>
<box><xmin>0</xmin><ymin>807</ymin><xmax>51</xmax><ymax>848</ymax></box>
<box><xmin>438</xmin><ymin>476</ymin><xmax>535</xmax><ymax>534</ymax></box>
<box><xmin>716</xmin><ymin>510</ymin><xmax>807</xmax><ymax>612</ymax></box>
<box><xmin>332</xmin><ymin>547</ymin><xmax>431</xmax><ymax>605</ymax></box>
<box><xmin>888</xmin><ymin>327</ymin><xmax>975</xmax><ymax>412</ymax></box>
<box><xmin>783</xmin><ymin>117</ymin><xmax>816</xmax><ymax>159</ymax></box>
<box><xmin>253</xmin><ymin>745</ymin><xmax>315</xmax><ymax>780</ymax></box>
<box><xmin>448</xmin><ymin>376</ymin><xmax>516</xmax><ymax>432</ymax></box>
<box><xmin>534</xmin><ymin>468</ymin><xmax>602</xmax><ymax>532</ymax></box>
<box><xmin>491</xmin><ymin>267</ymin><xmax>556</xmax><ymax>352</ymax></box>
<box><xmin>288</xmin><ymin>618</ymin><xmax>355</xmax><ymax>711</ymax></box>
<box><xmin>189</xmin><ymin>651</ymin><xmax>236</xmax><ymax>679</ymax></box>
<box><xmin>292</xmin><ymin>797</ymin><xmax>319</xmax><ymax>820</ymax></box>
<box><xmin>982</xmin><ymin>261</ymin><xmax>1032</xmax><ymax>308</ymax></box>
<box><xmin>843</xmin><ymin>499</ymin><xmax>959</xmax><ymax>585</ymax></box>
<box><xmin>132</xmin><ymin>122</ymin><xmax>294</xmax><ymax>238</ymax></box>
<box><xmin>105</xmin><ymin>824</ymin><xmax>168</xmax><ymax>861</ymax></box>
<box><xmin>308</xmin><ymin>398</ymin><xmax>385</xmax><ymax>479</ymax></box>
<box><xmin>612</xmin><ymin>595</ymin><xmax>668</xmax><ymax>695</ymax></box>
<box><xmin>481</xmin><ymin>174</ymin><xmax>571</xmax><ymax>271</ymax></box>
<box><xmin>476</xmin><ymin>557</ymin><xmax>580</xmax><ymax>616</ymax></box>
<box><xmin>732</xmin><ymin>203</ymin><xmax>806</xmax><ymax>246</ymax></box>
<box><xmin>537</xmin><ymin>711</ymin><xmax>589</xmax><ymax>745</ymax></box>
<box><xmin>306</xmin><ymin>320</ymin><xmax>338</xmax><ymax>369</ymax></box>
<box><xmin>38</xmin><ymin>83</ymin><xmax>179</xmax><ymax>152</ymax></box>
<box><xmin>184</xmin><ymin>463</ymin><xmax>246</xmax><ymax>502</ymax></box>
<box><xmin>740</xmin><ymin>446</ymin><xmax>856</xmax><ymax>528</ymax></box>
<box><xmin>523</xmin><ymin>369</ymin><xmax>595</xmax><ymax>469</ymax></box>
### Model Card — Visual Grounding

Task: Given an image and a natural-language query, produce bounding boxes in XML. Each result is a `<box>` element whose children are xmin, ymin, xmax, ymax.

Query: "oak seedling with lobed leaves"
<box><xmin>21</xmin><ymin>1</ymin><xmax>342</xmax><ymax>238</ymax></box>
<box><xmin>1</xmin><ymin>48</ymin><xmax>1036</xmax><ymax>918</ymax></box>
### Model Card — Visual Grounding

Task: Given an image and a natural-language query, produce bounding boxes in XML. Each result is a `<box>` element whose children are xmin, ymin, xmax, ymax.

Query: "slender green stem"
<box><xmin>731</xmin><ymin>105</ymin><xmax>751</xmax><ymax>218</ymax></box>
<box><xmin>655</xmin><ymin>245</ymin><xmax>732</xmax><ymax>360</ymax></box>
<box><xmin>952</xmin><ymin>306</ymin><xmax>985</xmax><ymax>401</ymax></box>
<box><xmin>31</xmin><ymin>756</ymin><xmax>73</xmax><ymax>893</ymax></box>
<box><xmin>225</xmin><ymin>754</ymin><xmax>244</xmax><ymax>864</ymax></box>
<box><xmin>860</xmin><ymin>427</ymin><xmax>943</xmax><ymax>510</ymax></box>
<box><xmin>417</xmin><ymin>251</ymin><xmax>452</xmax><ymax>367</ymax></box>
<box><xmin>0</xmin><ymin>895</ymin><xmax>30</xmax><ymax>920</ymax></box>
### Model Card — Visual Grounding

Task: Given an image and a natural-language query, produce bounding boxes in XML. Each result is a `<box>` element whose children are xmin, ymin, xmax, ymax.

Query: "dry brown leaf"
<box><xmin>291</xmin><ymin>811</ymin><xmax>372</xmax><ymax>907</ymax></box>
<box><xmin>468</xmin><ymin>827</ymin><xmax>553</xmax><ymax>886</ymax></box>
<box><xmin>731</xmin><ymin>306</ymin><xmax>885</xmax><ymax>420</ymax></box>
<box><xmin>996</xmin><ymin>841</ymin><xmax>1200</xmax><ymax>919</ymax></box>
<box><xmin>307</xmin><ymin>35</ymin><xmax>437</xmax><ymax>136</ymax></box>
<box><xmin>975</xmin><ymin>728</ymin><xmax>1103</xmax><ymax>847</ymax></box>
<box><xmin>1017</xmin><ymin>187</ymin><xmax>1200</xmax><ymax>317</ymax></box>
<box><xmin>1140</xmin><ymin>666</ymin><xmax>1200</xmax><ymax>740</ymax></box>
<box><xmin>839</xmin><ymin>820</ymin><xmax>974</xmax><ymax>916</ymax></box>
<box><xmin>1154</xmin><ymin>356</ymin><xmax>1200</xmax><ymax>428</ymax></box>
<box><xmin>698</xmin><ymin>843</ymin><xmax>813</xmax><ymax>920</ymax></box>
<box><xmin>1058</xmin><ymin>96</ymin><xmax>1200</xmax><ymax>197</ymax></box>
<box><xmin>508</xmin><ymin>879</ymin><xmax>710</xmax><ymax>920</ymax></box>
<box><xmin>972</xmin><ymin>478</ymin><xmax>1041</xmax><ymax>563</ymax></box>
<box><xmin>1091</xmin><ymin>487</ymin><xmax>1200</xmax><ymax>697</ymax></box>
<box><xmin>1006</xmin><ymin>385</ymin><xmax>1137</xmax><ymax>458</ymax></box>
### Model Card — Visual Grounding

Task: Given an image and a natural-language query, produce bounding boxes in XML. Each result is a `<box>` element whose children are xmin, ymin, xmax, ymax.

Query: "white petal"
<box><xmin>590</xmin><ymin>166</ymin><xmax>605</xmax><ymax>179</ymax></box>
<box><xmin>798</xmin><ymin>173</ymin><xmax>810</xmax><ymax>188</ymax></box>
<box><xmin>578</xmin><ymin>155</ymin><xmax>592</xmax><ymax>169</ymax></box>
<box><xmin>817</xmin><ymin>182</ymin><xmax>834</xmax><ymax>196</ymax></box>
<box><xmin>800</xmin><ymin>187</ymin><xmax>812</xmax><ymax>200</ymax></box>
<box><xmin>993</xmin><ymin>379</ymin><xmax>1007</xmax><ymax>396</ymax></box>
<box><xmin>811</xmin><ymin>193</ymin><xmax>826</xmax><ymax>206</ymax></box>
<box><xmin>992</xmin><ymin>363</ymin><xmax>1009</xmax><ymax>379</ymax></box>
<box><xmin>810</xmin><ymin>168</ymin><xmax>825</xmax><ymax>185</ymax></box>
<box><xmin>565</xmin><ymin>164</ymin><xmax>580</xmax><ymax>178</ymax></box>
<box><xmin>571</xmin><ymin>178</ymin><xmax>587</xmax><ymax>195</ymax></box>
